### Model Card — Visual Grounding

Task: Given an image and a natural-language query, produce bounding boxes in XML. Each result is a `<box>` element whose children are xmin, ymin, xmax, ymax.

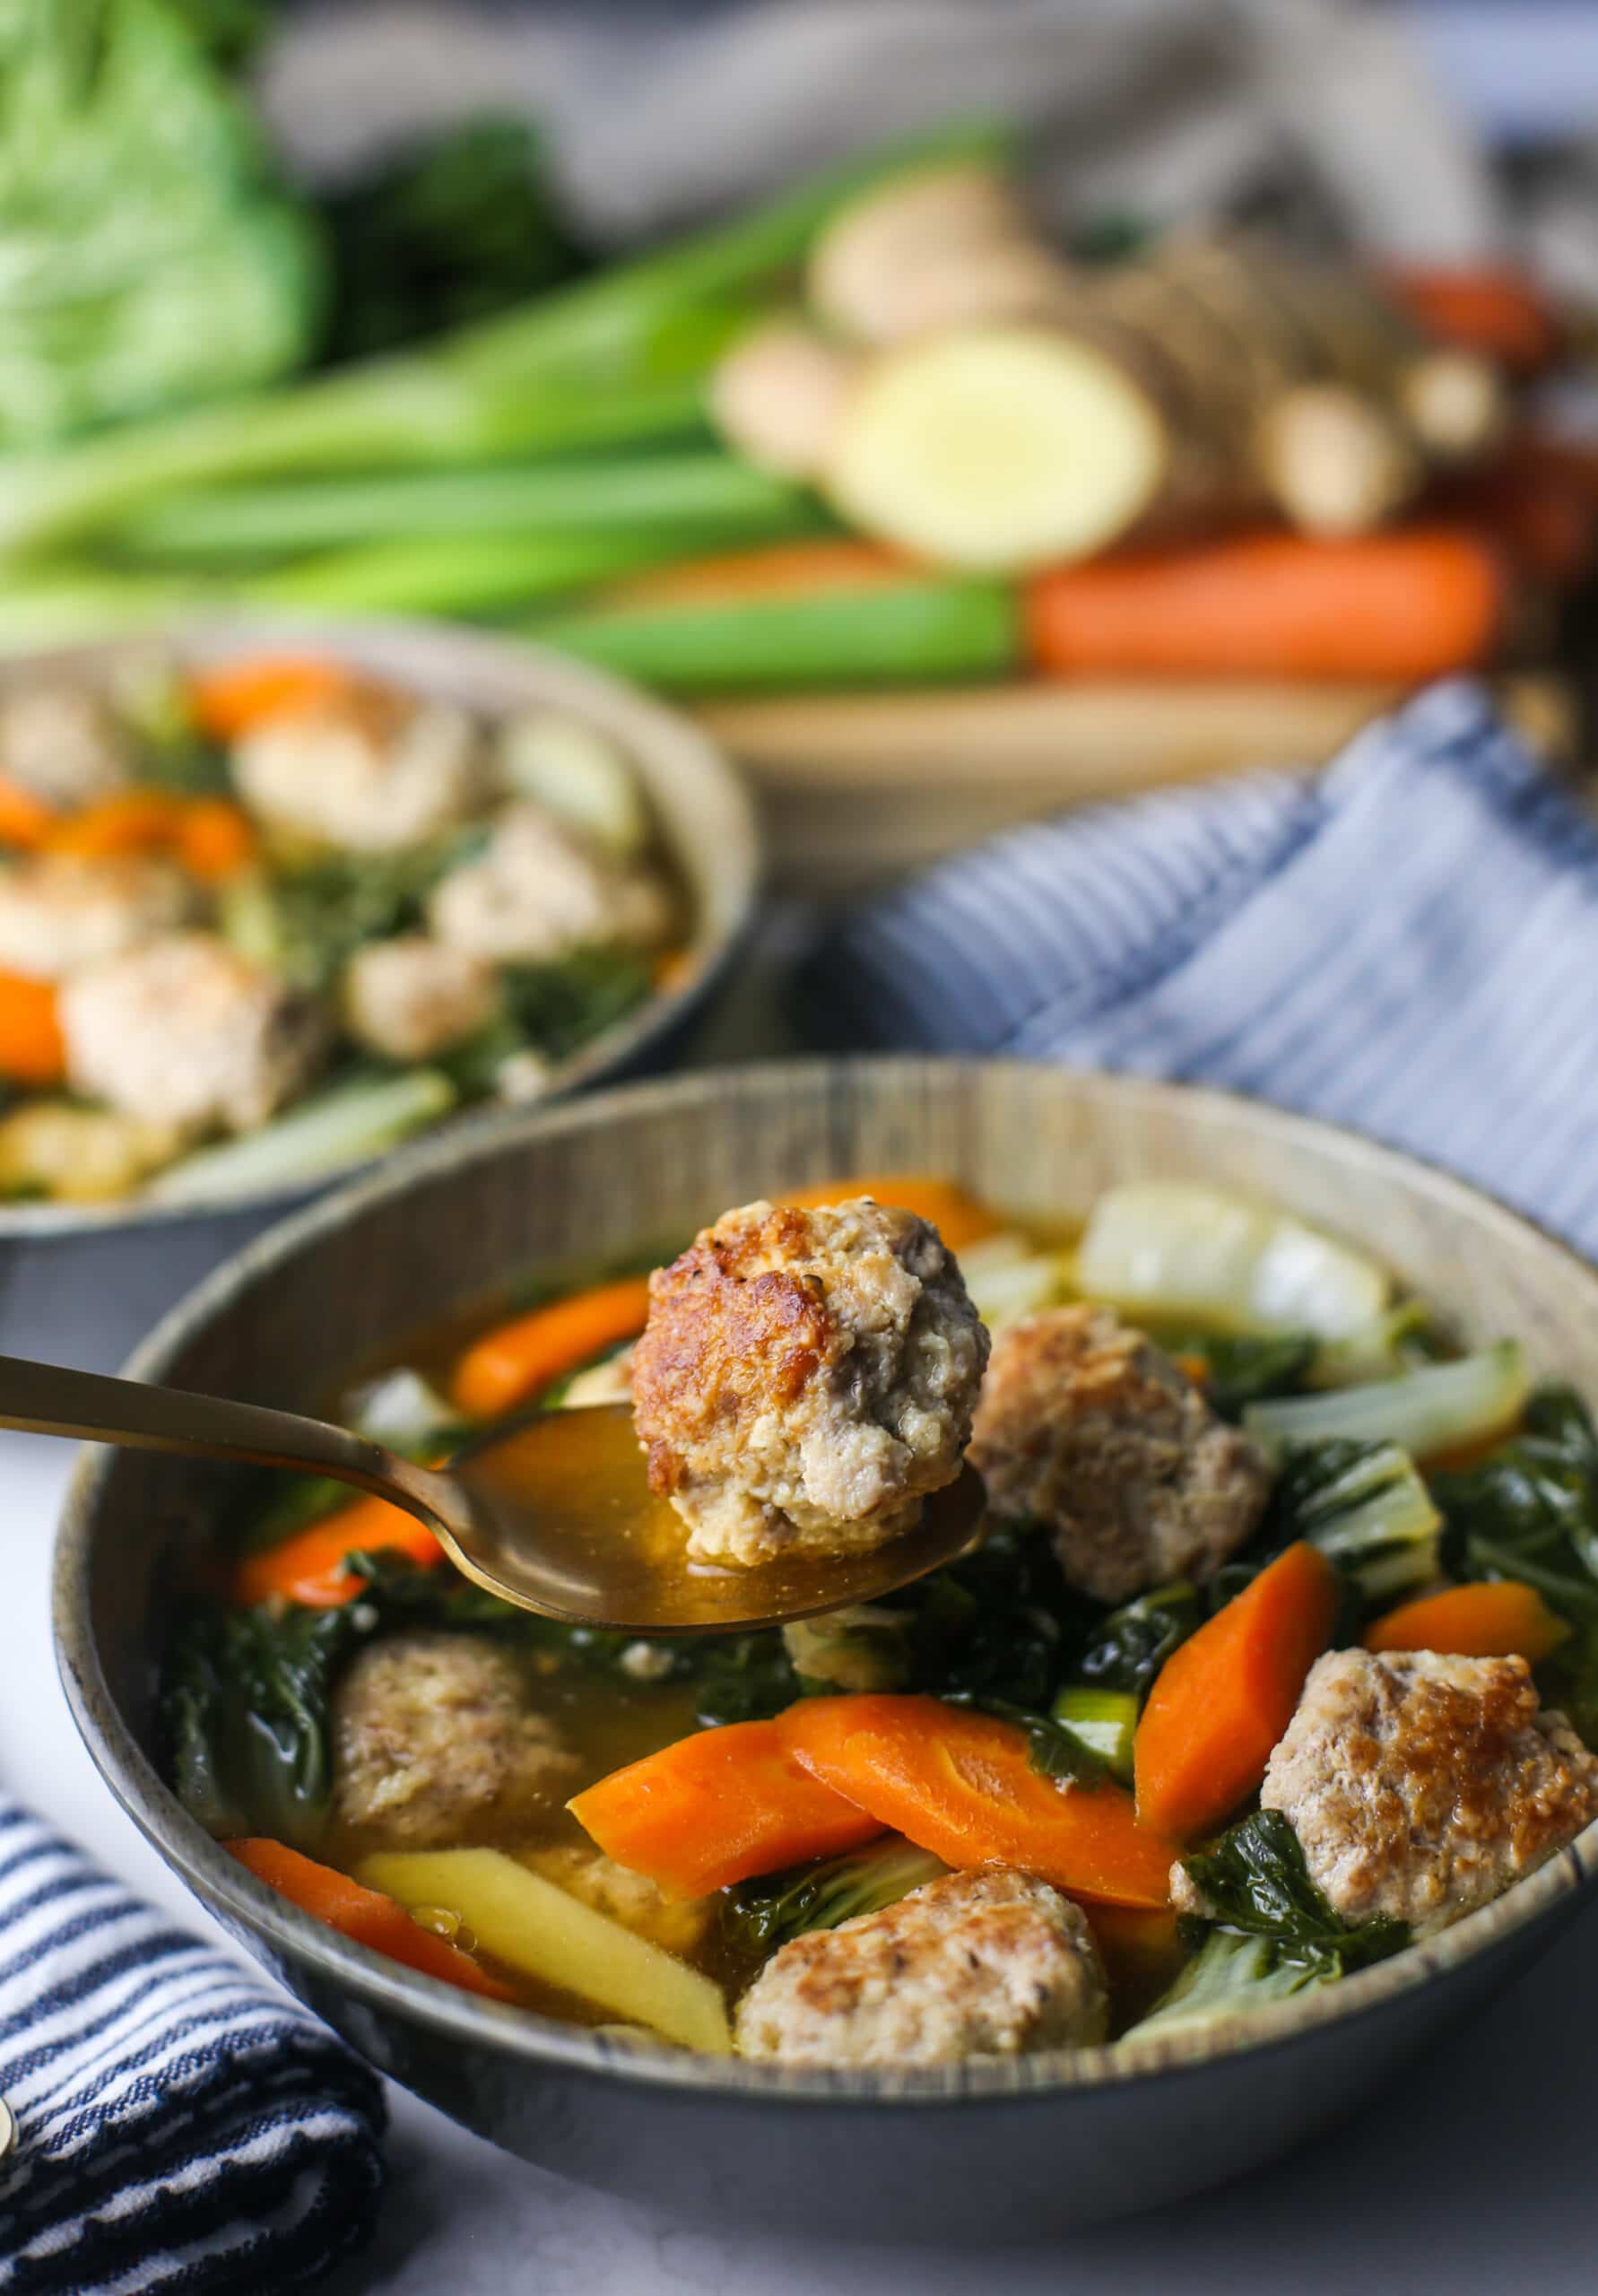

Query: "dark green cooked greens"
<box><xmin>722</xmin><ymin>1839</ymin><xmax>947</xmax><ymax>1958</ymax></box>
<box><xmin>1134</xmin><ymin>1810</ymin><xmax>1410</xmax><ymax>2038</ymax></box>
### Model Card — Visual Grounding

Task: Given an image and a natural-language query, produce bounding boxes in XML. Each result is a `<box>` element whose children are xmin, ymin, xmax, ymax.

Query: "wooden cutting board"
<box><xmin>694</xmin><ymin>674</ymin><xmax>1576</xmax><ymax>895</ymax></box>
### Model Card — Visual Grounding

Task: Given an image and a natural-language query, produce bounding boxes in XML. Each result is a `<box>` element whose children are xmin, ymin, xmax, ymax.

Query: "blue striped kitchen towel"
<box><xmin>0</xmin><ymin>1801</ymin><xmax>385</xmax><ymax>2295</ymax></box>
<box><xmin>798</xmin><ymin>679</ymin><xmax>1598</xmax><ymax>1258</ymax></box>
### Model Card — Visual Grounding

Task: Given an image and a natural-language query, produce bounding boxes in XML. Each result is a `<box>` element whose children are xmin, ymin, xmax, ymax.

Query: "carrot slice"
<box><xmin>225</xmin><ymin>1839</ymin><xmax>514</xmax><ymax>2000</ymax></box>
<box><xmin>781</xmin><ymin>1695</ymin><xmax>1177</xmax><ymax>1909</ymax></box>
<box><xmin>1134</xmin><ymin>1542</ymin><xmax>1338</xmax><ymax>1843</ymax></box>
<box><xmin>233</xmin><ymin>1493</ymin><xmax>443</xmax><ymax>1610</ymax></box>
<box><xmin>177</xmin><ymin>796</ymin><xmax>258</xmax><ymax>882</ymax></box>
<box><xmin>0</xmin><ymin>774</ymin><xmax>57</xmax><ymax>851</ymax></box>
<box><xmin>449</xmin><ymin>1274</ymin><xmax>653</xmax><ymax>1422</ymax></box>
<box><xmin>187</xmin><ymin>657</ymin><xmax>356</xmax><ymax>742</ymax></box>
<box><xmin>0</xmin><ymin>970</ymin><xmax>65</xmax><ymax>1084</ymax></box>
<box><xmin>776</xmin><ymin>1175</ymin><xmax>1001</xmax><ymax>1251</ymax></box>
<box><xmin>569</xmin><ymin>1718</ymin><xmax>882</xmax><ymax>1900</ymax></box>
<box><xmin>1362</xmin><ymin>1578</ymin><xmax>1569</xmax><ymax>1663</ymax></box>
<box><xmin>1024</xmin><ymin>529</ymin><xmax>1506</xmax><ymax>684</ymax></box>
<box><xmin>48</xmin><ymin>790</ymin><xmax>184</xmax><ymax>860</ymax></box>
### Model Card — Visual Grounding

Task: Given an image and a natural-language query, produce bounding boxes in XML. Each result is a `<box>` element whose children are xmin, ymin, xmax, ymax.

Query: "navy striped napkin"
<box><xmin>0</xmin><ymin>1802</ymin><xmax>385</xmax><ymax>2295</ymax></box>
<box><xmin>799</xmin><ymin>680</ymin><xmax>1598</xmax><ymax>1259</ymax></box>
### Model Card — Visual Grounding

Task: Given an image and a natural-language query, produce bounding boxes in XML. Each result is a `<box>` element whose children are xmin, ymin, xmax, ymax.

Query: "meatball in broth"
<box><xmin>631</xmin><ymin>1196</ymin><xmax>989</xmax><ymax>1566</ymax></box>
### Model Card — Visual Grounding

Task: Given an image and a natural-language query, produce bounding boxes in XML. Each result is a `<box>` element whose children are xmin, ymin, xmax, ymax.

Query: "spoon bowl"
<box><xmin>0</xmin><ymin>1358</ymin><xmax>984</xmax><ymax>1633</ymax></box>
<box><xmin>445</xmin><ymin>1402</ymin><xmax>986</xmax><ymax>1631</ymax></box>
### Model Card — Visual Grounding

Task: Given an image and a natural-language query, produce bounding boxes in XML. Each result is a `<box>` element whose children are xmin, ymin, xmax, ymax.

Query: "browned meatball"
<box><xmin>968</xmin><ymin>1305</ymin><xmax>1269</xmax><ymax>1602</ymax></box>
<box><xmin>1250</xmin><ymin>1648</ymin><xmax>1598</xmax><ymax>1937</ymax></box>
<box><xmin>734</xmin><ymin>1868</ymin><xmax>1108</xmax><ymax>2066</ymax></box>
<box><xmin>332</xmin><ymin>1631</ymin><xmax>578</xmax><ymax>1848</ymax></box>
<box><xmin>631</xmin><ymin>1196</ymin><xmax>988</xmax><ymax>1567</ymax></box>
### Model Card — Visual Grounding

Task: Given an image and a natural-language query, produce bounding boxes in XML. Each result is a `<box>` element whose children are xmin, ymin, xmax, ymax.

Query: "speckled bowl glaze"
<box><xmin>53</xmin><ymin>1061</ymin><xmax>1598</xmax><ymax>2239</ymax></box>
<box><xmin>0</xmin><ymin>615</ymin><xmax>758</xmax><ymax>1365</ymax></box>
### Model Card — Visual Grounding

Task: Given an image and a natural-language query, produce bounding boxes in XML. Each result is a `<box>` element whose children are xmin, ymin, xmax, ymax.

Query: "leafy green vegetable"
<box><xmin>1257</xmin><ymin>1439</ymin><xmax>1442</xmax><ymax>1606</ymax></box>
<box><xmin>1244</xmin><ymin>1342</ymin><xmax>1529</xmax><ymax>1465</ymax></box>
<box><xmin>1435</xmin><ymin>1384</ymin><xmax>1598</xmax><ymax>1624</ymax></box>
<box><xmin>1178</xmin><ymin>1810</ymin><xmax>1411</xmax><ymax>1979</ymax></box>
<box><xmin>722</xmin><ymin>1839</ymin><xmax>946</xmax><ymax>1958</ymax></box>
<box><xmin>219</xmin><ymin>838</ymin><xmax>479</xmax><ymax>996</ymax></box>
<box><xmin>1157</xmin><ymin>1328</ymin><xmax>1316</xmax><ymax>1421</ymax></box>
<box><xmin>0</xmin><ymin>0</ymin><xmax>322</xmax><ymax>448</ymax></box>
<box><xmin>1128</xmin><ymin>1928</ymin><xmax>1333</xmax><ymax>2039</ymax></box>
<box><xmin>1072</xmin><ymin>1581</ymin><xmax>1203</xmax><ymax>1702</ymax></box>
<box><xmin>1132</xmin><ymin>1810</ymin><xmax>1409</xmax><ymax>2039</ymax></box>
<box><xmin>111</xmin><ymin>661</ymin><xmax>231</xmax><ymax>793</ymax></box>
<box><xmin>165</xmin><ymin>1599</ymin><xmax>361</xmax><ymax>1847</ymax></box>
<box><xmin>318</xmin><ymin>118</ymin><xmax>586</xmax><ymax>364</ymax></box>
<box><xmin>441</xmin><ymin>947</ymin><xmax>656</xmax><ymax>1097</ymax></box>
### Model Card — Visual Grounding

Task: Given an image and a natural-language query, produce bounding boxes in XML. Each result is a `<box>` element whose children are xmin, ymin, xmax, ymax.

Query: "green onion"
<box><xmin>239</xmin><ymin>527</ymin><xmax>778</xmax><ymax>620</ymax></box>
<box><xmin>532</xmin><ymin>579</ymin><xmax>1022</xmax><ymax>692</ymax></box>
<box><xmin>113</xmin><ymin>452</ymin><xmax>819</xmax><ymax>564</ymax></box>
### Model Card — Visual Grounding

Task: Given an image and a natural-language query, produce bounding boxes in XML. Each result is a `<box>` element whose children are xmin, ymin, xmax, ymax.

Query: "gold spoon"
<box><xmin>0</xmin><ymin>1358</ymin><xmax>985</xmax><ymax>1633</ymax></box>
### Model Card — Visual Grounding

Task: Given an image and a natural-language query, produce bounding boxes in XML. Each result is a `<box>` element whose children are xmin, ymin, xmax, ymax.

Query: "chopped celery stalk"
<box><xmin>1050</xmin><ymin>1686</ymin><xmax>1138</xmax><ymax>1784</ymax></box>
<box><xmin>147</xmin><ymin>1071</ymin><xmax>456</xmax><ymax>1205</ymax></box>
<box><xmin>117</xmin><ymin>452</ymin><xmax>814</xmax><ymax>562</ymax></box>
<box><xmin>1309</xmin><ymin>1301</ymin><xmax>1437</xmax><ymax>1388</ymax></box>
<box><xmin>360</xmin><ymin>1848</ymin><xmax>732</xmax><ymax>2052</ymax></box>
<box><xmin>1244</xmin><ymin>1342</ymin><xmax>1529</xmax><ymax>1467</ymax></box>
<box><xmin>961</xmin><ymin>1241</ymin><xmax>1076</xmax><ymax>1332</ymax></box>
<box><xmin>1269</xmin><ymin>1441</ymin><xmax>1442</xmax><ymax>1601</ymax></box>
<box><xmin>1076</xmin><ymin>1181</ymin><xmax>1390</xmax><ymax>1340</ymax></box>
<box><xmin>1127</xmin><ymin>1930</ymin><xmax>1329</xmax><ymax>2040</ymax></box>
<box><xmin>534</xmin><ymin>580</ymin><xmax>1021</xmax><ymax>693</ymax></box>
<box><xmin>498</xmin><ymin>711</ymin><xmax>650</xmax><ymax>860</ymax></box>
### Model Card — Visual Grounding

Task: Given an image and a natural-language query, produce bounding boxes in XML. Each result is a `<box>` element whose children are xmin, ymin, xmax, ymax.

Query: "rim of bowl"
<box><xmin>52</xmin><ymin>1057</ymin><xmax>1598</xmax><ymax>2108</ymax></box>
<box><xmin>0</xmin><ymin>612</ymin><xmax>760</xmax><ymax>1238</ymax></box>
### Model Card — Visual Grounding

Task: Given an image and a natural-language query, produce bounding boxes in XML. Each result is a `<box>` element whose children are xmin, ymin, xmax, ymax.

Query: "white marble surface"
<box><xmin>6</xmin><ymin>1426</ymin><xmax>1598</xmax><ymax>2291</ymax></box>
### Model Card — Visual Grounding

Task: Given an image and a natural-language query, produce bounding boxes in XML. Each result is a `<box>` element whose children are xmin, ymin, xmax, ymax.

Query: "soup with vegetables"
<box><xmin>164</xmin><ymin>1176</ymin><xmax>1598</xmax><ymax>2065</ymax></box>
<box><xmin>0</xmin><ymin>655</ymin><xmax>679</xmax><ymax>1205</ymax></box>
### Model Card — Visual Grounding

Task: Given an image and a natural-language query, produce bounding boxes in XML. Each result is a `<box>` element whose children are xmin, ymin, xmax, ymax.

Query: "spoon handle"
<box><xmin>0</xmin><ymin>1352</ymin><xmax>449</xmax><ymax>1529</ymax></box>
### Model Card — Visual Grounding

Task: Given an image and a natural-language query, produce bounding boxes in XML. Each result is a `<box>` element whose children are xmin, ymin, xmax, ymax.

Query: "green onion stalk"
<box><xmin>530</xmin><ymin>579</ymin><xmax>1023</xmax><ymax>691</ymax></box>
<box><xmin>113</xmin><ymin>452</ymin><xmax>822</xmax><ymax>565</ymax></box>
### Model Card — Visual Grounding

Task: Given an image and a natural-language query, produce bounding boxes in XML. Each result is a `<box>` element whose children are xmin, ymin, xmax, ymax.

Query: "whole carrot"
<box><xmin>1025</xmin><ymin>528</ymin><xmax>1507</xmax><ymax>684</ymax></box>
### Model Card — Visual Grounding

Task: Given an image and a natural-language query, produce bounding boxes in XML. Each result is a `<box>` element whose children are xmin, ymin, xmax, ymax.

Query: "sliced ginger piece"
<box><xmin>824</xmin><ymin>326</ymin><xmax>1167</xmax><ymax>572</ymax></box>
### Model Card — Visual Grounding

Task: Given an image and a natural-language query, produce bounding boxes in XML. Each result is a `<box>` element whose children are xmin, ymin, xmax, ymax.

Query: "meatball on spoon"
<box><xmin>0</xmin><ymin>1360</ymin><xmax>984</xmax><ymax>1632</ymax></box>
